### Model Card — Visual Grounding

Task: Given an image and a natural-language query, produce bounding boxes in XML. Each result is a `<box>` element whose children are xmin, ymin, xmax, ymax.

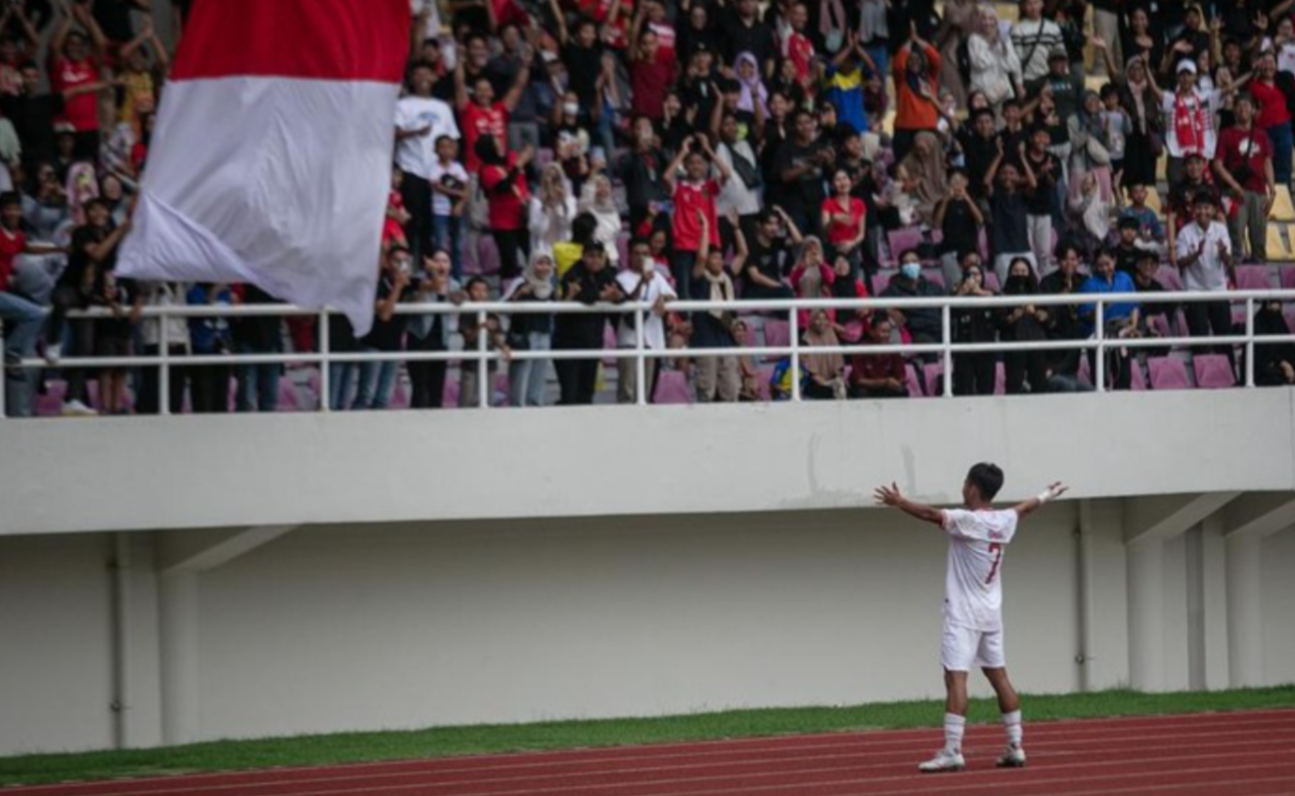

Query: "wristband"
<box><xmin>1036</xmin><ymin>488</ymin><xmax>1057</xmax><ymax>505</ymax></box>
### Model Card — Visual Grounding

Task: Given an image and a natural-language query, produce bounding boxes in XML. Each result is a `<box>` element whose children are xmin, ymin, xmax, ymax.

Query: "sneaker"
<box><xmin>61</xmin><ymin>399</ymin><xmax>97</xmax><ymax>417</ymax></box>
<box><xmin>43</xmin><ymin>343</ymin><xmax>61</xmax><ymax>365</ymax></box>
<box><xmin>918</xmin><ymin>749</ymin><xmax>966</xmax><ymax>773</ymax></box>
<box><xmin>996</xmin><ymin>744</ymin><xmax>1026</xmax><ymax>768</ymax></box>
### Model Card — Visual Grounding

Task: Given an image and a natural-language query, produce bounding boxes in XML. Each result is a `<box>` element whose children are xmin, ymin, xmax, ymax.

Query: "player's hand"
<box><xmin>874</xmin><ymin>481</ymin><xmax>903</xmax><ymax>507</ymax></box>
<box><xmin>1041</xmin><ymin>482</ymin><xmax>1068</xmax><ymax>501</ymax></box>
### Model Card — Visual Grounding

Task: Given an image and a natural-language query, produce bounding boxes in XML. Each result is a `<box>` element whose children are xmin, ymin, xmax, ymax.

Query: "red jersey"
<box><xmin>50</xmin><ymin>56</ymin><xmax>100</xmax><ymax>132</ymax></box>
<box><xmin>630</xmin><ymin>50</ymin><xmax>675</xmax><ymax>120</ymax></box>
<box><xmin>0</xmin><ymin>227</ymin><xmax>25</xmax><ymax>291</ymax></box>
<box><xmin>784</xmin><ymin>31</ymin><xmax>814</xmax><ymax>86</ymax></box>
<box><xmin>480</xmin><ymin>156</ymin><xmax>528</xmax><ymax>231</ymax></box>
<box><xmin>1250</xmin><ymin>79</ymin><xmax>1291</xmax><ymax>129</ymax></box>
<box><xmin>462</xmin><ymin>101</ymin><xmax>508</xmax><ymax>173</ymax></box>
<box><xmin>822</xmin><ymin>196</ymin><xmax>867</xmax><ymax>246</ymax></box>
<box><xmin>671</xmin><ymin>179</ymin><xmax>720</xmax><ymax>252</ymax></box>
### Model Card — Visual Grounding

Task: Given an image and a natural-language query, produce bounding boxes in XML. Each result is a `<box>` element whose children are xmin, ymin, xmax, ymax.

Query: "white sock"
<box><xmin>944</xmin><ymin>713</ymin><xmax>966</xmax><ymax>754</ymax></box>
<box><xmin>1003</xmin><ymin>710</ymin><xmax>1023</xmax><ymax>747</ymax></box>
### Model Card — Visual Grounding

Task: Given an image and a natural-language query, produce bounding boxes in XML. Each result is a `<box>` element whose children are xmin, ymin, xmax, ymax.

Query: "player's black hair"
<box><xmin>966</xmin><ymin>463</ymin><xmax>1005</xmax><ymax>502</ymax></box>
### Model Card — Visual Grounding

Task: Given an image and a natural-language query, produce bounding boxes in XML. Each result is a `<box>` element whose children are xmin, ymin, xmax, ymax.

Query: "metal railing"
<box><xmin>3</xmin><ymin>289</ymin><xmax>1294</xmax><ymax>417</ymax></box>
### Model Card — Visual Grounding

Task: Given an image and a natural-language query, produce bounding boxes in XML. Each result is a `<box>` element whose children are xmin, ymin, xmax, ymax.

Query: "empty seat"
<box><xmin>277</xmin><ymin>376</ymin><xmax>302</xmax><ymax>411</ymax></box>
<box><xmin>1280</xmin><ymin>266</ymin><xmax>1295</xmax><ymax>290</ymax></box>
<box><xmin>1147</xmin><ymin>356</ymin><xmax>1191</xmax><ymax>390</ymax></box>
<box><xmin>1155</xmin><ymin>267</ymin><xmax>1184</xmax><ymax>292</ymax></box>
<box><xmin>922</xmin><ymin>362</ymin><xmax>945</xmax><ymax>396</ymax></box>
<box><xmin>1192</xmin><ymin>354</ymin><xmax>1236</xmax><ymax>389</ymax></box>
<box><xmin>1273</xmin><ymin>184</ymin><xmax>1295</xmax><ymax>222</ymax></box>
<box><xmin>1266</xmin><ymin>225</ymin><xmax>1295</xmax><ymax>262</ymax></box>
<box><xmin>886</xmin><ymin>226</ymin><xmax>924</xmax><ymax>266</ymax></box>
<box><xmin>1234</xmin><ymin>264</ymin><xmax>1273</xmax><ymax>290</ymax></box>
<box><xmin>653</xmin><ymin>369</ymin><xmax>692</xmax><ymax>404</ymax></box>
<box><xmin>871</xmin><ymin>270</ymin><xmax>893</xmax><ymax>295</ymax></box>
<box><xmin>922</xmin><ymin>268</ymin><xmax>945</xmax><ymax>289</ymax></box>
<box><xmin>906</xmin><ymin>363</ymin><xmax>924</xmax><ymax>397</ymax></box>
<box><xmin>762</xmin><ymin>319</ymin><xmax>791</xmax><ymax>354</ymax></box>
<box><xmin>983</xmin><ymin>271</ymin><xmax>1001</xmax><ymax>292</ymax></box>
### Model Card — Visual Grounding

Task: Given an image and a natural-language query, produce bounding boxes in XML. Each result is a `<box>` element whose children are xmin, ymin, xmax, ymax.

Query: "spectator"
<box><xmin>406</xmin><ymin>248</ymin><xmax>462</xmax><ymax>410</ymax></box>
<box><xmin>1151</xmin><ymin>59</ymin><xmax>1221</xmax><ymax>188</ymax></box>
<box><xmin>957</xmin><ymin>109</ymin><xmax>1000</xmax><ymax>202</ymax></box>
<box><xmin>1021</xmin><ymin>127</ymin><xmax>1060</xmax><ymax>272</ymax></box>
<box><xmin>230</xmin><ymin>283</ymin><xmax>281</xmax><ymax>414</ymax></box>
<box><xmin>394</xmin><ymin>61</ymin><xmax>460</xmax><ymax>262</ymax></box>
<box><xmin>1166</xmin><ymin>153</ymin><xmax>1214</xmax><ymax>238</ymax></box>
<box><xmin>950</xmin><ymin>261</ymin><xmax>998</xmax><ymax>396</ymax></box>
<box><xmin>717</xmin><ymin>0</ymin><xmax>776</xmax><ymax>67</ymax></box>
<box><xmin>882</xmin><ymin>248</ymin><xmax>945</xmax><ymax>351</ymax></box>
<box><xmin>90</xmin><ymin>269</ymin><xmax>132</xmax><ymax>414</ymax></box>
<box><xmin>1039</xmin><ymin>242</ymin><xmax>1090</xmax><ymax>392</ymax></box>
<box><xmin>456</xmin><ymin>47</ymin><xmax>531</xmax><ymax>175</ymax></box>
<box><xmin>665</xmin><ymin>134</ymin><xmax>728</xmax><ymax>299</ymax></box>
<box><xmin>999</xmin><ymin>257</ymin><xmax>1050</xmax><ymax>394</ymax></box>
<box><xmin>821</xmin><ymin>167</ymin><xmax>866</xmax><ymax>273</ymax></box>
<box><xmin>741</xmin><ymin>207</ymin><xmax>798</xmax><ymax>301</ymax></box>
<box><xmin>984</xmin><ymin>142</ymin><xmax>1036</xmax><ymax>283</ymax></box>
<box><xmin>891</xmin><ymin>24</ymin><xmax>942</xmax><ymax>162</ymax></box>
<box><xmin>1172</xmin><ymin>191</ymin><xmax>1236</xmax><ymax>364</ymax></box>
<box><xmin>789</xmin><ymin>236</ymin><xmax>832</xmax><ymax>328</ymax></box>
<box><xmin>1117</xmin><ymin>56</ymin><xmax>1163</xmax><ymax>191</ymax></box>
<box><xmin>689</xmin><ymin>215</ymin><xmax>740</xmax><ymax>402</ymax></box>
<box><xmin>1079</xmin><ymin>248</ymin><xmax>1140</xmax><ymax>390</ymax></box>
<box><xmin>47</xmin><ymin>3</ymin><xmax>108</xmax><ymax>161</ymax></box>
<box><xmin>457</xmin><ymin>276</ymin><xmax>510</xmax><ymax>408</ymax></box>
<box><xmin>800</xmin><ymin>308</ymin><xmax>845</xmax><ymax>399</ymax></box>
<box><xmin>577</xmin><ymin>172</ymin><xmax>621</xmax><ymax>267</ymax></box>
<box><xmin>1213</xmin><ymin>93</ymin><xmax>1274</xmax><ymax>262</ymax></box>
<box><xmin>529</xmin><ymin>163</ymin><xmax>577</xmax><ymax>257</ymax></box>
<box><xmin>848</xmin><ymin>311</ymin><xmax>907</xmax><ymax>398</ymax></box>
<box><xmin>1130</xmin><ymin>250</ymin><xmax>1178</xmax><ymax>340</ymax></box>
<box><xmin>1111</xmin><ymin>216</ymin><xmax>1149</xmax><ymax>275</ymax></box>
<box><xmin>715</xmin><ymin>112</ymin><xmax>762</xmax><ymax>231</ymax></box>
<box><xmin>0</xmin><ymin>204</ymin><xmax>45</xmax><ymax>416</ymax></box>
<box><xmin>555</xmin><ymin>240</ymin><xmax>621</xmax><ymax>405</ymax></box>
<box><xmin>619</xmin><ymin>116</ymin><xmax>668</xmax><ymax>233</ymax></box>
<box><xmin>1121</xmin><ymin>182</ymin><xmax>1166</xmax><ymax>244</ymax></box>
<box><xmin>1253</xmin><ymin>299</ymin><xmax>1295</xmax><ymax>386</ymax></box>
<box><xmin>352</xmin><ymin>245</ymin><xmax>412</xmax><ymax>411</ymax></box>
<box><xmin>1011</xmin><ymin>0</ymin><xmax>1064</xmax><ymax>90</ymax></box>
<box><xmin>774</xmin><ymin>108</ymin><xmax>832</xmax><ymax>239</ymax></box>
<box><xmin>185</xmin><ymin>283</ymin><xmax>233</xmax><ymax>414</ymax></box>
<box><xmin>898</xmin><ymin>131</ymin><xmax>948</xmax><ymax>225</ymax></box>
<box><xmin>628</xmin><ymin>23</ymin><xmax>674</xmax><ymax>123</ymax></box>
<box><xmin>428</xmin><ymin>135</ymin><xmax>469</xmax><ymax>278</ymax></box>
<box><xmin>133</xmin><ymin>281</ymin><xmax>187</xmax><ymax>416</ymax></box>
<box><xmin>476</xmin><ymin>136</ymin><xmax>532</xmax><ymax>280</ymax></box>
<box><xmin>614</xmin><ymin>236</ymin><xmax>675</xmax><ymax>403</ymax></box>
<box><xmin>967</xmin><ymin>5</ymin><xmax>1023</xmax><ymax>111</ymax></box>
<box><xmin>934</xmin><ymin>171</ymin><xmax>985</xmax><ymax>286</ymax></box>
<box><xmin>1067</xmin><ymin>171</ymin><xmax>1114</xmax><ymax>257</ymax></box>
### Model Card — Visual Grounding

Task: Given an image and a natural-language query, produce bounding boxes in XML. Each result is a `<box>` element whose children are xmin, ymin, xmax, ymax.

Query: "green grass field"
<box><xmin>2</xmin><ymin>685</ymin><xmax>1292</xmax><ymax>787</ymax></box>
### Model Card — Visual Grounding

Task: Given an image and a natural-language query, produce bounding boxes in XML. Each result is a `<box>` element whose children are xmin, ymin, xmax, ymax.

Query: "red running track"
<box><xmin>8</xmin><ymin>708</ymin><xmax>1295</xmax><ymax>796</ymax></box>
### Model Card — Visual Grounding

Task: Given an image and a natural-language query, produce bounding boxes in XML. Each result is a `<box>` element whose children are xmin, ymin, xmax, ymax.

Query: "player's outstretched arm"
<box><xmin>873</xmin><ymin>482</ymin><xmax>944</xmax><ymax>526</ymax></box>
<box><xmin>1012</xmin><ymin>482</ymin><xmax>1069</xmax><ymax>519</ymax></box>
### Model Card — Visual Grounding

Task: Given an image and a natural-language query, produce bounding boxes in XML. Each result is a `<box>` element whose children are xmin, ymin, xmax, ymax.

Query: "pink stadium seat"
<box><xmin>983</xmin><ymin>271</ymin><xmax>1001</xmax><ymax>293</ymax></box>
<box><xmin>994</xmin><ymin>361</ymin><xmax>1006</xmax><ymax>395</ymax></box>
<box><xmin>494</xmin><ymin>372</ymin><xmax>510</xmax><ymax>406</ymax></box>
<box><xmin>34</xmin><ymin>380</ymin><xmax>65</xmax><ymax>416</ymax></box>
<box><xmin>653</xmin><ymin>369</ymin><xmax>692</xmax><ymax>404</ymax></box>
<box><xmin>615</xmin><ymin>231</ymin><xmax>630</xmax><ymax>268</ymax></box>
<box><xmin>1077</xmin><ymin>353</ymin><xmax>1092</xmax><ymax>388</ymax></box>
<box><xmin>476</xmin><ymin>236</ymin><xmax>501</xmax><ymax>276</ymax></box>
<box><xmin>1280</xmin><ymin>266</ymin><xmax>1295</xmax><ymax>291</ymax></box>
<box><xmin>1155</xmin><ymin>267</ymin><xmax>1185</xmax><ymax>292</ymax></box>
<box><xmin>1192</xmin><ymin>354</ymin><xmax>1236</xmax><ymax>389</ymax></box>
<box><xmin>922</xmin><ymin>268</ymin><xmax>945</xmax><ymax>289</ymax></box>
<box><xmin>762</xmin><ymin>319</ymin><xmax>791</xmax><ymax>355</ymax></box>
<box><xmin>1234</xmin><ymin>265</ymin><xmax>1273</xmax><ymax>291</ymax></box>
<box><xmin>390</xmin><ymin>376</ymin><xmax>410</xmax><ymax>409</ymax></box>
<box><xmin>872</xmin><ymin>270</ymin><xmax>893</xmax><ymax>295</ymax></box>
<box><xmin>1152</xmin><ymin>313</ymin><xmax>1174</xmax><ymax>341</ymax></box>
<box><xmin>886</xmin><ymin>226</ymin><xmax>923</xmax><ymax>265</ymax></box>
<box><xmin>755</xmin><ymin>365</ymin><xmax>773</xmax><ymax>401</ymax></box>
<box><xmin>906</xmin><ymin>363</ymin><xmax>924</xmax><ymax>397</ymax></box>
<box><xmin>922</xmin><ymin>362</ymin><xmax>944</xmax><ymax>397</ymax></box>
<box><xmin>277</xmin><ymin>376</ymin><xmax>301</xmax><ymax>411</ymax></box>
<box><xmin>442</xmin><ymin>377</ymin><xmax>459</xmax><ymax>406</ymax></box>
<box><xmin>1148</xmin><ymin>356</ymin><xmax>1191</xmax><ymax>390</ymax></box>
<box><xmin>977</xmin><ymin>227</ymin><xmax>989</xmax><ymax>260</ymax></box>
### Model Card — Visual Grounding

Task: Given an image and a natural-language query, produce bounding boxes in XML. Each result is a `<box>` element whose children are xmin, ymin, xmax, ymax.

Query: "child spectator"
<box><xmin>429</xmin><ymin>136</ymin><xmax>468</xmax><ymax>278</ymax></box>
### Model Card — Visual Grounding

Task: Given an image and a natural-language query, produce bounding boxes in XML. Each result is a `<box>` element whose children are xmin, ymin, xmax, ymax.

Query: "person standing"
<box><xmin>875</xmin><ymin>466</ymin><xmax>1068</xmax><ymax>773</ymax></box>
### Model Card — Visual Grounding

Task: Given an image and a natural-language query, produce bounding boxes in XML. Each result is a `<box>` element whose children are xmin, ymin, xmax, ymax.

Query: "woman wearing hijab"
<box><xmin>1069</xmin><ymin>90</ymin><xmax>1115</xmax><ymax>198</ymax></box>
<box><xmin>1117</xmin><ymin>55</ymin><xmax>1162</xmax><ymax>189</ymax></box>
<box><xmin>967</xmin><ymin>5</ymin><xmax>1023</xmax><ymax>111</ymax></box>
<box><xmin>476</xmin><ymin>135</ymin><xmax>532</xmax><ymax>280</ymax></box>
<box><xmin>503</xmin><ymin>250</ymin><xmax>558</xmax><ymax>406</ymax></box>
<box><xmin>528</xmin><ymin>163</ymin><xmax>577</xmax><ymax>257</ymax></box>
<box><xmin>577</xmin><ymin>173</ymin><xmax>622</xmax><ymax>267</ymax></box>
<box><xmin>1254</xmin><ymin>300</ymin><xmax>1295</xmax><ymax>386</ymax></box>
<box><xmin>734</xmin><ymin>51</ymin><xmax>768</xmax><ymax>119</ymax></box>
<box><xmin>789</xmin><ymin>236</ymin><xmax>833</xmax><ymax>329</ymax></box>
<box><xmin>801</xmin><ymin>308</ymin><xmax>846</xmax><ymax>399</ymax></box>
<box><xmin>898</xmin><ymin>130</ymin><xmax>949</xmax><ymax>225</ymax></box>
<box><xmin>998</xmin><ymin>256</ymin><xmax>1050</xmax><ymax>394</ymax></box>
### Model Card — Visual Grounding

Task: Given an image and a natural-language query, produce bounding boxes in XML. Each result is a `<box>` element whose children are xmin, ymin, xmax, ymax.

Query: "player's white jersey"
<box><xmin>939</xmin><ymin>508</ymin><xmax>1019</xmax><ymax>631</ymax></box>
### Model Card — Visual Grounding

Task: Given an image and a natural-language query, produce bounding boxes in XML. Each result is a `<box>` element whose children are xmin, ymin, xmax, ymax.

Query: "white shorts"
<box><xmin>941</xmin><ymin>623</ymin><xmax>1006</xmax><ymax>671</ymax></box>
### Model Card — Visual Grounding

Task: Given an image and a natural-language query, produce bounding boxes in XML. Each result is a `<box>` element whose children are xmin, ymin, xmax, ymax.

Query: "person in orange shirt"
<box><xmin>891</xmin><ymin>22</ymin><xmax>941</xmax><ymax>163</ymax></box>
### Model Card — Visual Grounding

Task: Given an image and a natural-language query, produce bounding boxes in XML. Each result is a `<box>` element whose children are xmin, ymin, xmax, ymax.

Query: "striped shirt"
<box><xmin>1010</xmin><ymin>19</ymin><xmax>1063</xmax><ymax>82</ymax></box>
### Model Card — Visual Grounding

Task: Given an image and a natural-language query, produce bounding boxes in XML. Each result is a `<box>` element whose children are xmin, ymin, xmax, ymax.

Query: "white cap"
<box><xmin>1177</xmin><ymin>60</ymin><xmax>1197</xmax><ymax>75</ymax></box>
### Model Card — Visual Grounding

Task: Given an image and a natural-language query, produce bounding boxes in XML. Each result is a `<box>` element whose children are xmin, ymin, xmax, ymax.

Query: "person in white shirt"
<box><xmin>1009</xmin><ymin>0</ymin><xmax>1063</xmax><ymax>86</ymax></box>
<box><xmin>615</xmin><ymin>237</ymin><xmax>676</xmax><ymax>403</ymax></box>
<box><xmin>875</xmin><ymin>464</ymin><xmax>1068</xmax><ymax>774</ymax></box>
<box><xmin>1172</xmin><ymin>191</ymin><xmax>1237</xmax><ymax>365</ymax></box>
<box><xmin>1147</xmin><ymin>60</ymin><xmax>1225</xmax><ymax>188</ymax></box>
<box><xmin>394</xmin><ymin>62</ymin><xmax>461</xmax><ymax>261</ymax></box>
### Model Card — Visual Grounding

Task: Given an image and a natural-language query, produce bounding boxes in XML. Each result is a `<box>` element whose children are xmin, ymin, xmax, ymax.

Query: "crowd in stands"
<box><xmin>2</xmin><ymin>0</ymin><xmax>1295</xmax><ymax>417</ymax></box>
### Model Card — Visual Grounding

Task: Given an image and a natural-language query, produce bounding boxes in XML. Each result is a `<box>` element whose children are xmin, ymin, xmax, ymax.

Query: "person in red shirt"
<box><xmin>821</xmin><ymin>167</ymin><xmax>867</xmax><ymax>274</ymax></box>
<box><xmin>1213</xmin><ymin>93</ymin><xmax>1275</xmax><ymax>263</ymax></box>
<box><xmin>477</xmin><ymin>136</ymin><xmax>533</xmax><ymax>279</ymax></box>
<box><xmin>628</xmin><ymin>24</ymin><xmax>674</xmax><ymax>121</ymax></box>
<box><xmin>1248</xmin><ymin>52</ymin><xmax>1292</xmax><ymax>187</ymax></box>
<box><xmin>48</xmin><ymin>3</ymin><xmax>109</xmax><ymax>161</ymax></box>
<box><xmin>781</xmin><ymin>3</ymin><xmax>815</xmax><ymax>91</ymax></box>
<box><xmin>664</xmin><ymin>133</ymin><xmax>731</xmax><ymax>299</ymax></box>
<box><xmin>455</xmin><ymin>45</ymin><xmax>531</xmax><ymax>174</ymax></box>
<box><xmin>848</xmin><ymin>312</ymin><xmax>908</xmax><ymax>399</ymax></box>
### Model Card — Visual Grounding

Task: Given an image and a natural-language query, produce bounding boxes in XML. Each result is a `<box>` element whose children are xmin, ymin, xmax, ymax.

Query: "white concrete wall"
<box><xmin>1263</xmin><ymin>528</ymin><xmax>1295</xmax><ymax>685</ymax></box>
<box><xmin>2</xmin><ymin>391</ymin><xmax>1293</xmax><ymax>536</ymax></box>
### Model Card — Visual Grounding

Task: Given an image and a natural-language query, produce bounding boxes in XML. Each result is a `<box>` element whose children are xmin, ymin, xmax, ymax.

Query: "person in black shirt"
<box><xmin>935</xmin><ymin>170</ymin><xmax>986</xmax><ymax>285</ymax></box>
<box><xmin>620</xmin><ymin>116</ymin><xmax>669</xmax><ymax>233</ymax></box>
<box><xmin>550</xmin><ymin>5</ymin><xmax>604</xmax><ymax>119</ymax></box>
<box><xmin>742</xmin><ymin>208</ymin><xmax>798</xmax><ymax>300</ymax></box>
<box><xmin>957</xmin><ymin>109</ymin><xmax>1000</xmax><ymax>201</ymax></box>
<box><xmin>231</xmin><ymin>283</ymin><xmax>283</xmax><ymax>413</ymax></box>
<box><xmin>2</xmin><ymin>63</ymin><xmax>63</xmax><ymax>171</ymax></box>
<box><xmin>775</xmin><ymin>109</ymin><xmax>834</xmax><ymax>238</ymax></box>
<box><xmin>352</xmin><ymin>245</ymin><xmax>413</xmax><ymax>410</ymax></box>
<box><xmin>554</xmin><ymin>241</ymin><xmax>623</xmax><ymax>404</ymax></box>
<box><xmin>1131</xmin><ymin>250</ymin><xmax>1177</xmax><ymax>348</ymax></box>
<box><xmin>1039</xmin><ymin>242</ymin><xmax>1090</xmax><ymax>391</ymax></box>
<box><xmin>1111</xmin><ymin>217</ymin><xmax>1146</xmax><ymax>276</ymax></box>
<box><xmin>93</xmin><ymin>0</ymin><xmax>144</xmax><ymax>45</ymax></box>
<box><xmin>676</xmin><ymin>1</ymin><xmax>720</xmax><ymax>65</ymax></box>
<box><xmin>1022</xmin><ymin>128</ymin><xmax>1059</xmax><ymax>271</ymax></box>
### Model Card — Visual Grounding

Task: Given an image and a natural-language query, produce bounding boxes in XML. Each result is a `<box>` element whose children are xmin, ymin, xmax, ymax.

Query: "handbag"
<box><xmin>726</xmin><ymin>142</ymin><xmax>763</xmax><ymax>190</ymax></box>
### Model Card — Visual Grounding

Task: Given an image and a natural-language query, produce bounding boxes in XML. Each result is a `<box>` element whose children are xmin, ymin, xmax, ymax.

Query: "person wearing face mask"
<box><xmin>998</xmin><ymin>257</ymin><xmax>1050</xmax><ymax>394</ymax></box>
<box><xmin>950</xmin><ymin>263</ymin><xmax>999</xmax><ymax>396</ymax></box>
<box><xmin>881</xmin><ymin>249</ymin><xmax>945</xmax><ymax>378</ymax></box>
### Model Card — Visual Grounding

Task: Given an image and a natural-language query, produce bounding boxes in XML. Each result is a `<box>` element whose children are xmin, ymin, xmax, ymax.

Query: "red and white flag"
<box><xmin>117</xmin><ymin>0</ymin><xmax>410</xmax><ymax>336</ymax></box>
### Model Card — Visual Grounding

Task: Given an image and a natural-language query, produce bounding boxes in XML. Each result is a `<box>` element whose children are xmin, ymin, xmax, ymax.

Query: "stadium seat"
<box><xmin>755</xmin><ymin>365</ymin><xmax>772</xmax><ymax>401</ymax></box>
<box><xmin>922</xmin><ymin>362</ymin><xmax>944</xmax><ymax>396</ymax></box>
<box><xmin>442</xmin><ymin>378</ymin><xmax>459</xmax><ymax>406</ymax></box>
<box><xmin>1129</xmin><ymin>359</ymin><xmax>1148</xmax><ymax>391</ymax></box>
<box><xmin>1143</xmin><ymin>188</ymin><xmax>1162</xmax><ymax>214</ymax></box>
<box><xmin>476</xmin><ymin>236</ymin><xmax>501</xmax><ymax>276</ymax></box>
<box><xmin>1193</xmin><ymin>354</ymin><xmax>1236</xmax><ymax>389</ymax></box>
<box><xmin>1280</xmin><ymin>266</ymin><xmax>1295</xmax><ymax>291</ymax></box>
<box><xmin>886</xmin><ymin>226</ymin><xmax>924</xmax><ymax>265</ymax></box>
<box><xmin>762</xmin><ymin>319</ymin><xmax>791</xmax><ymax>356</ymax></box>
<box><xmin>922</xmin><ymin>267</ymin><xmax>945</xmax><ymax>289</ymax></box>
<box><xmin>277</xmin><ymin>376</ymin><xmax>302</xmax><ymax>411</ymax></box>
<box><xmin>1151</xmin><ymin>312</ymin><xmax>1174</xmax><ymax>341</ymax></box>
<box><xmin>872</xmin><ymin>270</ymin><xmax>893</xmax><ymax>295</ymax></box>
<box><xmin>1148</xmin><ymin>356</ymin><xmax>1191</xmax><ymax>390</ymax></box>
<box><xmin>994</xmin><ymin>361</ymin><xmax>1006</xmax><ymax>395</ymax></box>
<box><xmin>1232</xmin><ymin>266</ymin><xmax>1274</xmax><ymax>291</ymax></box>
<box><xmin>1273</xmin><ymin>184</ymin><xmax>1295</xmax><ymax>222</ymax></box>
<box><xmin>906</xmin><ymin>363</ymin><xmax>924</xmax><ymax>397</ymax></box>
<box><xmin>494</xmin><ymin>372</ymin><xmax>510</xmax><ymax>406</ymax></box>
<box><xmin>983</xmin><ymin>271</ymin><xmax>1001</xmax><ymax>292</ymax></box>
<box><xmin>653</xmin><ymin>369</ymin><xmax>692</xmax><ymax>404</ymax></box>
<box><xmin>1155</xmin><ymin>266</ymin><xmax>1185</xmax><ymax>292</ymax></box>
<box><xmin>390</xmin><ymin>376</ymin><xmax>410</xmax><ymax>409</ymax></box>
<box><xmin>1265</xmin><ymin>225</ymin><xmax>1295</xmax><ymax>262</ymax></box>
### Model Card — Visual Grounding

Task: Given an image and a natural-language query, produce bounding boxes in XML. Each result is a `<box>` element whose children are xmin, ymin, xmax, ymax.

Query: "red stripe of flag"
<box><xmin>171</xmin><ymin>0</ymin><xmax>409</xmax><ymax>83</ymax></box>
